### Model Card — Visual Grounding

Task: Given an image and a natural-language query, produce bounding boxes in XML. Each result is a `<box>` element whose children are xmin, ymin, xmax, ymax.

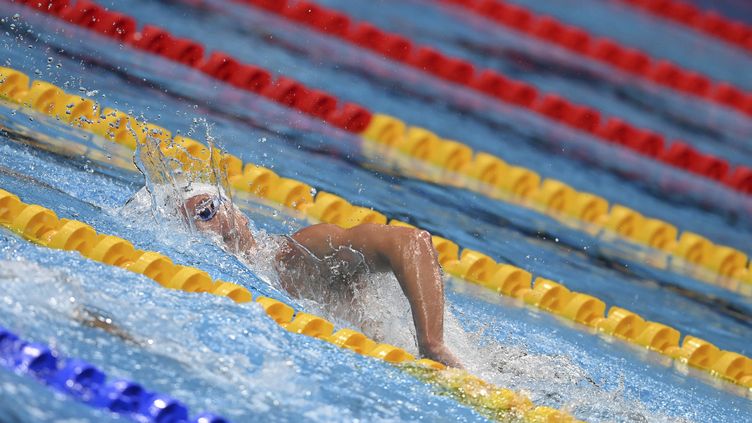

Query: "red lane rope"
<box><xmin>12</xmin><ymin>0</ymin><xmax>373</xmax><ymax>134</ymax></box>
<box><xmin>441</xmin><ymin>0</ymin><xmax>752</xmax><ymax>119</ymax></box>
<box><xmin>13</xmin><ymin>0</ymin><xmax>752</xmax><ymax>195</ymax></box>
<box><xmin>230</xmin><ymin>0</ymin><xmax>752</xmax><ymax>195</ymax></box>
<box><xmin>618</xmin><ymin>0</ymin><xmax>752</xmax><ymax>55</ymax></box>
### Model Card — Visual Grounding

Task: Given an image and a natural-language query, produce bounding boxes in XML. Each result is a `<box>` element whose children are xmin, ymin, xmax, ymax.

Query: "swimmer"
<box><xmin>180</xmin><ymin>184</ymin><xmax>463</xmax><ymax>368</ymax></box>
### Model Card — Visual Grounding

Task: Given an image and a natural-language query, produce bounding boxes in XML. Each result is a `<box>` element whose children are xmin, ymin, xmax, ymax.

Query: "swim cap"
<box><xmin>178</xmin><ymin>182</ymin><xmax>227</xmax><ymax>201</ymax></box>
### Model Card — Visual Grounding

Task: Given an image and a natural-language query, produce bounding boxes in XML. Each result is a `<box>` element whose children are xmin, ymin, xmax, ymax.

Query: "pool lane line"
<box><xmin>360</xmin><ymin>114</ymin><xmax>752</xmax><ymax>293</ymax></box>
<box><xmin>4</xmin><ymin>3</ymin><xmax>749</xmax><ymax>293</ymax></box>
<box><xmin>0</xmin><ymin>192</ymin><xmax>581</xmax><ymax>423</ymax></box>
<box><xmin>0</xmin><ymin>325</ymin><xmax>228</xmax><ymax>423</ymax></box>
<box><xmin>12</xmin><ymin>0</ymin><xmax>373</xmax><ymax>134</ymax></box>
<box><xmin>439</xmin><ymin>0</ymin><xmax>752</xmax><ymax>118</ymax></box>
<box><xmin>1</xmin><ymin>68</ymin><xmax>750</xmax><ymax>394</ymax></box>
<box><xmin>110</xmin><ymin>0</ymin><xmax>752</xmax><ymax>284</ymax></box>
<box><xmin>3</xmin><ymin>55</ymin><xmax>750</xmax><ymax>298</ymax></box>
<box><xmin>615</xmin><ymin>0</ymin><xmax>752</xmax><ymax>56</ymax></box>
<box><xmin>223</xmin><ymin>0</ymin><xmax>752</xmax><ymax>196</ymax></box>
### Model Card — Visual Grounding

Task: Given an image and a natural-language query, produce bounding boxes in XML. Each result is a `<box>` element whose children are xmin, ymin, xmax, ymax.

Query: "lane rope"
<box><xmin>0</xmin><ymin>191</ymin><xmax>580</xmax><ymax>423</ymax></box>
<box><xmin>0</xmin><ymin>66</ymin><xmax>750</xmax><ymax>392</ymax></box>
<box><xmin>226</xmin><ymin>0</ymin><xmax>752</xmax><ymax>195</ymax></box>
<box><xmin>10</xmin><ymin>0</ymin><xmax>373</xmax><ymax>133</ymax></box>
<box><xmin>440</xmin><ymin>0</ymin><xmax>752</xmax><ymax>119</ymax></box>
<box><xmin>360</xmin><ymin>113</ymin><xmax>752</xmax><ymax>290</ymax></box>
<box><xmin>0</xmin><ymin>324</ymin><xmax>228</xmax><ymax>423</ymax></box>
<box><xmin>616</xmin><ymin>0</ymin><xmax>752</xmax><ymax>56</ymax></box>
<box><xmin>4</xmin><ymin>0</ymin><xmax>750</xmax><ymax>291</ymax></box>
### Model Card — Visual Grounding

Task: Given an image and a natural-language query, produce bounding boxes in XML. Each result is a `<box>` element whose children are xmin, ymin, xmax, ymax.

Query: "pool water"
<box><xmin>1</xmin><ymin>0</ymin><xmax>751</xmax><ymax>421</ymax></box>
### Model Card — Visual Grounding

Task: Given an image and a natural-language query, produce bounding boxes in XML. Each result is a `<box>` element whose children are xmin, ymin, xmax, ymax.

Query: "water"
<box><xmin>0</xmin><ymin>0</ymin><xmax>751</xmax><ymax>421</ymax></box>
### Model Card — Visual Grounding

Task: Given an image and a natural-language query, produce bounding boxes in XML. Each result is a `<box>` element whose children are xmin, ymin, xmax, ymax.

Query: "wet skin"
<box><xmin>188</xmin><ymin>193</ymin><xmax>462</xmax><ymax>368</ymax></box>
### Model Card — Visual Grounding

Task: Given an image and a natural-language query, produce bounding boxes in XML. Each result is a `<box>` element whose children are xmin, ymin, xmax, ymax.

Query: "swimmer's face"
<box><xmin>185</xmin><ymin>193</ymin><xmax>255</xmax><ymax>254</ymax></box>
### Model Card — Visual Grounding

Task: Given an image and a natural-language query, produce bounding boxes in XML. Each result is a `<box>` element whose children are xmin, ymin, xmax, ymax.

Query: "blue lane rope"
<box><xmin>0</xmin><ymin>325</ymin><xmax>228</xmax><ymax>423</ymax></box>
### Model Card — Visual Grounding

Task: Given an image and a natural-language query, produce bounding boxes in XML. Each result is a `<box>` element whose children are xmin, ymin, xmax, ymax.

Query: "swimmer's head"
<box><xmin>180</xmin><ymin>183</ymin><xmax>256</xmax><ymax>255</ymax></box>
<box><xmin>128</xmin><ymin>131</ymin><xmax>255</xmax><ymax>254</ymax></box>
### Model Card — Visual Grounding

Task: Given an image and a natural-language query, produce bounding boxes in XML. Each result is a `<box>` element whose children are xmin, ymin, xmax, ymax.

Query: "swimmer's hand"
<box><xmin>423</xmin><ymin>343</ymin><xmax>463</xmax><ymax>369</ymax></box>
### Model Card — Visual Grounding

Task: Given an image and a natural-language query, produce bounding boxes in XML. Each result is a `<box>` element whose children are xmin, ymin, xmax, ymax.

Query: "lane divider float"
<box><xmin>617</xmin><ymin>0</ymin><xmax>752</xmax><ymax>55</ymax></box>
<box><xmin>0</xmin><ymin>189</ymin><xmax>580</xmax><ymax>423</ymax></box>
<box><xmin>10</xmin><ymin>0</ymin><xmax>372</xmax><ymax>134</ymax></box>
<box><xmin>4</xmin><ymin>61</ymin><xmax>750</xmax><ymax>293</ymax></box>
<box><xmin>1</xmin><ymin>67</ymin><xmax>750</xmax><ymax>392</ymax></box>
<box><xmin>360</xmin><ymin>113</ymin><xmax>752</xmax><ymax>289</ymax></box>
<box><xmin>5</xmin><ymin>2</ymin><xmax>751</xmax><ymax>286</ymax></box>
<box><xmin>228</xmin><ymin>0</ymin><xmax>752</xmax><ymax>196</ymax></box>
<box><xmin>0</xmin><ymin>325</ymin><xmax>227</xmax><ymax>423</ymax></box>
<box><xmin>440</xmin><ymin>0</ymin><xmax>752</xmax><ymax>119</ymax></box>
<box><xmin>200</xmin><ymin>0</ymin><xmax>752</xmax><ymax>285</ymax></box>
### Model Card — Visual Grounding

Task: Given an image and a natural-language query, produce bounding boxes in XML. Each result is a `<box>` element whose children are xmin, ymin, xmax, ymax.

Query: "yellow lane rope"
<box><xmin>0</xmin><ymin>188</ymin><xmax>579</xmax><ymax>422</ymax></box>
<box><xmin>0</xmin><ymin>66</ymin><xmax>750</xmax><ymax>392</ymax></box>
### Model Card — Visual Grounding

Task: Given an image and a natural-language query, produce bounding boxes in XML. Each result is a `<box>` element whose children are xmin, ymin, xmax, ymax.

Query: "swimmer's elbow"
<box><xmin>413</xmin><ymin>228</ymin><xmax>433</xmax><ymax>244</ymax></box>
<box><xmin>379</xmin><ymin>227</ymin><xmax>437</xmax><ymax>267</ymax></box>
<box><xmin>395</xmin><ymin>228</ymin><xmax>434</xmax><ymax>252</ymax></box>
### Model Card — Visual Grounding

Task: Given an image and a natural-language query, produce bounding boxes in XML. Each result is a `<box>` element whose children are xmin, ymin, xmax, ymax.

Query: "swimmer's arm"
<box><xmin>291</xmin><ymin>224</ymin><xmax>461</xmax><ymax>367</ymax></box>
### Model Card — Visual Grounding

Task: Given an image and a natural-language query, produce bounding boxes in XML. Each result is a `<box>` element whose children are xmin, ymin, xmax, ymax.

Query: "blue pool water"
<box><xmin>0</xmin><ymin>0</ymin><xmax>751</xmax><ymax>421</ymax></box>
